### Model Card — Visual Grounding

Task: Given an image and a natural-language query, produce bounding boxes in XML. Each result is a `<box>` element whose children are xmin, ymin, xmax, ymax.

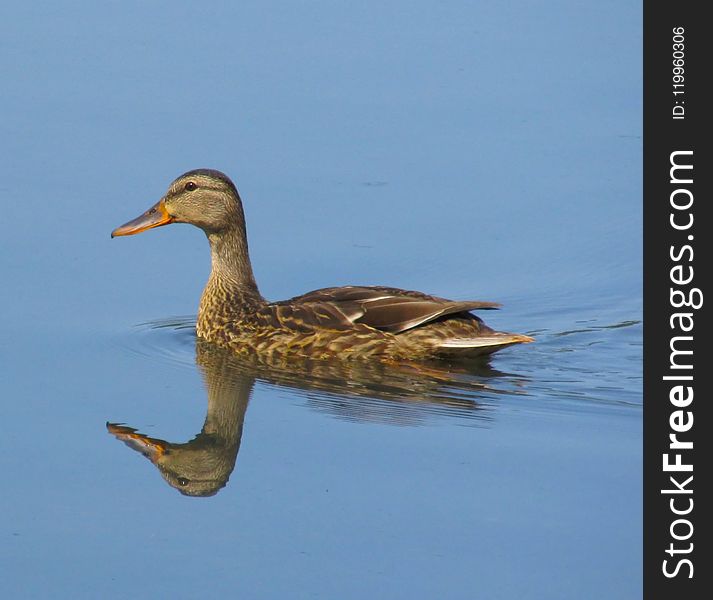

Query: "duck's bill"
<box><xmin>111</xmin><ymin>200</ymin><xmax>173</xmax><ymax>237</ymax></box>
<box><xmin>106</xmin><ymin>423</ymin><xmax>167</xmax><ymax>463</ymax></box>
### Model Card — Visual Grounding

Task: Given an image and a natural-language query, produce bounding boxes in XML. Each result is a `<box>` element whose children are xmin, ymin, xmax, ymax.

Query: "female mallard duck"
<box><xmin>112</xmin><ymin>169</ymin><xmax>533</xmax><ymax>360</ymax></box>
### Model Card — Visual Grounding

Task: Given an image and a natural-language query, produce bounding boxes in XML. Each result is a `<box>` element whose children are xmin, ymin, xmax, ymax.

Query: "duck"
<box><xmin>111</xmin><ymin>169</ymin><xmax>533</xmax><ymax>361</ymax></box>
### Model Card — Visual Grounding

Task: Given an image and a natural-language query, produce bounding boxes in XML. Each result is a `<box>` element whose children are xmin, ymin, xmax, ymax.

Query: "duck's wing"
<box><xmin>280</xmin><ymin>285</ymin><xmax>500</xmax><ymax>334</ymax></box>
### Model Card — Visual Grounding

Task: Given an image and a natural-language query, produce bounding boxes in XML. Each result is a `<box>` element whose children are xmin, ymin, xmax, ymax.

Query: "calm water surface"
<box><xmin>1</xmin><ymin>1</ymin><xmax>641</xmax><ymax>598</ymax></box>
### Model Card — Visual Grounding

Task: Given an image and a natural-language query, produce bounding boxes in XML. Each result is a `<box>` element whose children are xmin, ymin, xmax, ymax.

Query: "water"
<box><xmin>1</xmin><ymin>1</ymin><xmax>641</xmax><ymax>598</ymax></box>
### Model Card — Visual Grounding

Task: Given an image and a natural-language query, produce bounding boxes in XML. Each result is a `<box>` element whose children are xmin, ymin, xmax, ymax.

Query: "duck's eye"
<box><xmin>177</xmin><ymin>477</ymin><xmax>190</xmax><ymax>487</ymax></box>
<box><xmin>184</xmin><ymin>181</ymin><xmax>197</xmax><ymax>192</ymax></box>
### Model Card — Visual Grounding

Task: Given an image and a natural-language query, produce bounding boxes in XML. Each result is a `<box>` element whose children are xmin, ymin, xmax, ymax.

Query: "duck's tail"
<box><xmin>436</xmin><ymin>332</ymin><xmax>534</xmax><ymax>357</ymax></box>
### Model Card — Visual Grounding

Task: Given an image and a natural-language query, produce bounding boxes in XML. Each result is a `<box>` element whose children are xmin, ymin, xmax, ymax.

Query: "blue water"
<box><xmin>1</xmin><ymin>1</ymin><xmax>641</xmax><ymax>598</ymax></box>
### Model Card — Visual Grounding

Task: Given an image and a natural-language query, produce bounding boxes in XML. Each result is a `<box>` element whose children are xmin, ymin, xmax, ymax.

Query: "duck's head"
<box><xmin>111</xmin><ymin>169</ymin><xmax>244</xmax><ymax>237</ymax></box>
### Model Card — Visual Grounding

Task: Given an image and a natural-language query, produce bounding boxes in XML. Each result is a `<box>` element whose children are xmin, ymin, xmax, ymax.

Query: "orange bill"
<box><xmin>111</xmin><ymin>200</ymin><xmax>173</xmax><ymax>237</ymax></box>
<box><xmin>107</xmin><ymin>423</ymin><xmax>168</xmax><ymax>463</ymax></box>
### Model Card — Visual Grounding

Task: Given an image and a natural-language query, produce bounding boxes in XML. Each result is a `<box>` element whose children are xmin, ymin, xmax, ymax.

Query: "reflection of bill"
<box><xmin>108</xmin><ymin>340</ymin><xmax>524</xmax><ymax>497</ymax></box>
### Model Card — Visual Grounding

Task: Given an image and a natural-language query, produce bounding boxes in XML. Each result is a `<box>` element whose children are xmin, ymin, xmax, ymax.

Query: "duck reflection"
<box><xmin>108</xmin><ymin>339</ymin><xmax>521</xmax><ymax>497</ymax></box>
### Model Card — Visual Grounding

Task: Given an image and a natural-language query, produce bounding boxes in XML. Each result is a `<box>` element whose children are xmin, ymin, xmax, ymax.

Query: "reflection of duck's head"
<box><xmin>108</xmin><ymin>343</ymin><xmax>253</xmax><ymax>497</ymax></box>
<box><xmin>107</xmin><ymin>422</ymin><xmax>244</xmax><ymax>497</ymax></box>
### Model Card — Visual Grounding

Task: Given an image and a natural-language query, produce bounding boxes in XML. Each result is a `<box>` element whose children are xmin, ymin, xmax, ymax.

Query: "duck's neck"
<box><xmin>200</xmin><ymin>357</ymin><xmax>253</xmax><ymax>444</ymax></box>
<box><xmin>198</xmin><ymin>225</ymin><xmax>265</xmax><ymax>334</ymax></box>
